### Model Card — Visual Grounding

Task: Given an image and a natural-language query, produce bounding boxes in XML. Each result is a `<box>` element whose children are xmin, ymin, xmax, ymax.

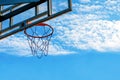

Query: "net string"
<box><xmin>25</xmin><ymin>24</ymin><xmax>53</xmax><ymax>58</ymax></box>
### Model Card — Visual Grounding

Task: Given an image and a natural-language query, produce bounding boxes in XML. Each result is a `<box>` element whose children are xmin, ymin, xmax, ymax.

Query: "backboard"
<box><xmin>0</xmin><ymin>0</ymin><xmax>72</xmax><ymax>40</ymax></box>
<box><xmin>0</xmin><ymin>0</ymin><xmax>40</xmax><ymax>5</ymax></box>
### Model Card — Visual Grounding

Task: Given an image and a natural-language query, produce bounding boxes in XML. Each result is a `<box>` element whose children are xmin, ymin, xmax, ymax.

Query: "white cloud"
<box><xmin>0</xmin><ymin>35</ymin><xmax>30</xmax><ymax>56</ymax></box>
<box><xmin>49</xmin><ymin>0</ymin><xmax>120</xmax><ymax>53</ymax></box>
<box><xmin>103</xmin><ymin>0</ymin><xmax>120</xmax><ymax>15</ymax></box>
<box><xmin>80</xmin><ymin>0</ymin><xmax>91</xmax><ymax>3</ymax></box>
<box><xmin>52</xmin><ymin>15</ymin><xmax>120</xmax><ymax>52</ymax></box>
<box><xmin>0</xmin><ymin>35</ymin><xmax>75</xmax><ymax>56</ymax></box>
<box><xmin>79</xmin><ymin>5</ymin><xmax>102</xmax><ymax>12</ymax></box>
<box><xmin>49</xmin><ymin>44</ymin><xmax>75</xmax><ymax>55</ymax></box>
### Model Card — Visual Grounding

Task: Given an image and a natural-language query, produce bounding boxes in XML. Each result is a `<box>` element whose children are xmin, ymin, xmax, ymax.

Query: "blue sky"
<box><xmin>1</xmin><ymin>0</ymin><xmax>120</xmax><ymax>80</ymax></box>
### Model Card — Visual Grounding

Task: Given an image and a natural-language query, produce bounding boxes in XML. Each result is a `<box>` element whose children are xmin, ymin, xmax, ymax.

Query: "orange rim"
<box><xmin>24</xmin><ymin>23</ymin><xmax>54</xmax><ymax>38</ymax></box>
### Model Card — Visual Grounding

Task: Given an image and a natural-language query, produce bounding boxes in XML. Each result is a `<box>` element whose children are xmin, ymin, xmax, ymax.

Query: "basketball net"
<box><xmin>24</xmin><ymin>22</ymin><xmax>54</xmax><ymax>58</ymax></box>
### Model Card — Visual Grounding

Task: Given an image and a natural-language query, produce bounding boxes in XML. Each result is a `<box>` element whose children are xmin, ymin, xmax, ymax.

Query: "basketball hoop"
<box><xmin>24</xmin><ymin>22</ymin><xmax>54</xmax><ymax>58</ymax></box>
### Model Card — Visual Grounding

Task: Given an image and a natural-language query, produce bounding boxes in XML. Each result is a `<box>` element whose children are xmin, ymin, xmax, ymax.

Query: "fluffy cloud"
<box><xmin>50</xmin><ymin>0</ymin><xmax>120</xmax><ymax>52</ymax></box>
<box><xmin>0</xmin><ymin>35</ymin><xmax>74</xmax><ymax>56</ymax></box>
<box><xmin>80</xmin><ymin>0</ymin><xmax>91</xmax><ymax>3</ymax></box>
<box><xmin>54</xmin><ymin>19</ymin><xmax>120</xmax><ymax>52</ymax></box>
